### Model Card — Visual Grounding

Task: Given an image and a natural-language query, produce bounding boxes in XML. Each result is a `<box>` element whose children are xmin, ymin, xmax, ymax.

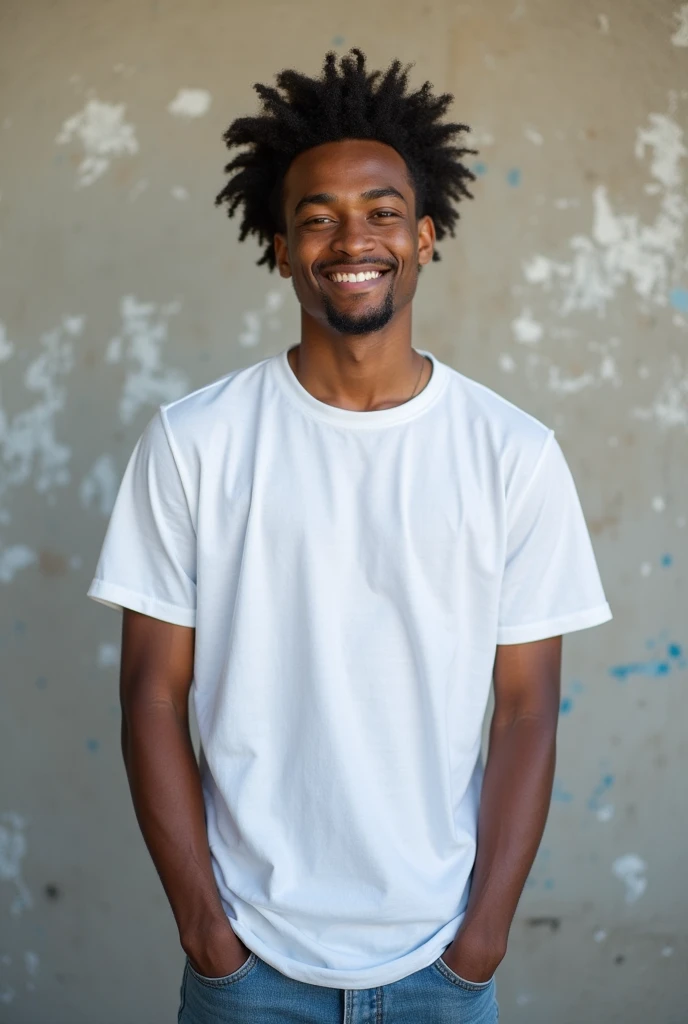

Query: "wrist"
<box><xmin>179</xmin><ymin>906</ymin><xmax>230</xmax><ymax>953</ymax></box>
<box><xmin>449</xmin><ymin>921</ymin><xmax>508</xmax><ymax>972</ymax></box>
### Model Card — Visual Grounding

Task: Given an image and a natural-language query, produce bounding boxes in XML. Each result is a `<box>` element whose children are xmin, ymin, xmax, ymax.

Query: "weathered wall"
<box><xmin>1</xmin><ymin>2</ymin><xmax>686</xmax><ymax>1021</ymax></box>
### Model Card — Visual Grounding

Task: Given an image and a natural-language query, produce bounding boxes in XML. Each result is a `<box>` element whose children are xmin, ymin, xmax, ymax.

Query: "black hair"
<box><xmin>215</xmin><ymin>48</ymin><xmax>478</xmax><ymax>270</ymax></box>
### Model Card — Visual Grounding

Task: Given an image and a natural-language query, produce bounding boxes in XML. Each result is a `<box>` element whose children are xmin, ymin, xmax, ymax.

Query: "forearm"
<box><xmin>456</xmin><ymin>713</ymin><xmax>557</xmax><ymax>957</ymax></box>
<box><xmin>121</xmin><ymin>698</ymin><xmax>227</xmax><ymax>946</ymax></box>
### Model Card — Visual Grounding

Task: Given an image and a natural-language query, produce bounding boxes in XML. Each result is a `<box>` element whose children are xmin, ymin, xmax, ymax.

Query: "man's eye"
<box><xmin>373</xmin><ymin>211</ymin><xmax>398</xmax><ymax>218</ymax></box>
<box><xmin>306</xmin><ymin>217</ymin><xmax>332</xmax><ymax>225</ymax></box>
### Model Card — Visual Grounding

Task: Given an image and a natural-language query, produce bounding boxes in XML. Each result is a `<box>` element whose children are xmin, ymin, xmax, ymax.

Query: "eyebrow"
<box><xmin>294</xmin><ymin>186</ymin><xmax>407</xmax><ymax>216</ymax></box>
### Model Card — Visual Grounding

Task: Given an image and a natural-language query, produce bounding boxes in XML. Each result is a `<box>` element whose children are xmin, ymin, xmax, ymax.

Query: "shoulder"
<box><xmin>158</xmin><ymin>354</ymin><xmax>273</xmax><ymax>445</ymax></box>
<box><xmin>439</xmin><ymin>361</ymin><xmax>554</xmax><ymax>488</ymax></box>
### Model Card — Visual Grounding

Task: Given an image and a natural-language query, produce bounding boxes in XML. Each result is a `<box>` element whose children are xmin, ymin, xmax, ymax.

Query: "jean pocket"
<box><xmin>433</xmin><ymin>954</ymin><xmax>495</xmax><ymax>992</ymax></box>
<box><xmin>185</xmin><ymin>951</ymin><xmax>259</xmax><ymax>988</ymax></box>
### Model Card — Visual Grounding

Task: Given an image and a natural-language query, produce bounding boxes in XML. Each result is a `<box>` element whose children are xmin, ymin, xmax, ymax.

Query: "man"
<box><xmin>88</xmin><ymin>49</ymin><xmax>612</xmax><ymax>1023</ymax></box>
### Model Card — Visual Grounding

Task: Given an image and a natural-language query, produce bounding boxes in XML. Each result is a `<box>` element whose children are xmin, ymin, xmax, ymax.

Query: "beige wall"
<box><xmin>1</xmin><ymin>1</ymin><xmax>687</xmax><ymax>1021</ymax></box>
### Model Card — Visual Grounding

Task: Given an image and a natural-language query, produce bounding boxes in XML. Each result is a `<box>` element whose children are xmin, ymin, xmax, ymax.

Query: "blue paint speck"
<box><xmin>587</xmin><ymin>773</ymin><xmax>615</xmax><ymax>811</ymax></box>
<box><xmin>543</xmin><ymin>879</ymin><xmax>555</xmax><ymax>890</ymax></box>
<box><xmin>570</xmin><ymin>680</ymin><xmax>584</xmax><ymax>694</ymax></box>
<box><xmin>331</xmin><ymin>35</ymin><xmax>345</xmax><ymax>46</ymax></box>
<box><xmin>669</xmin><ymin>287</ymin><xmax>688</xmax><ymax>313</ymax></box>
<box><xmin>668</xmin><ymin>643</ymin><xmax>683</xmax><ymax>659</ymax></box>
<box><xmin>86</xmin><ymin>739</ymin><xmax>100</xmax><ymax>753</ymax></box>
<box><xmin>473</xmin><ymin>161</ymin><xmax>488</xmax><ymax>176</ymax></box>
<box><xmin>559</xmin><ymin>697</ymin><xmax>573</xmax><ymax>715</ymax></box>
<box><xmin>507</xmin><ymin>168</ymin><xmax>521</xmax><ymax>186</ymax></box>
<box><xmin>661</xmin><ymin>553</ymin><xmax>673</xmax><ymax>567</ymax></box>
<box><xmin>552</xmin><ymin>780</ymin><xmax>573</xmax><ymax>803</ymax></box>
<box><xmin>35</xmin><ymin>676</ymin><xmax>47</xmax><ymax>689</ymax></box>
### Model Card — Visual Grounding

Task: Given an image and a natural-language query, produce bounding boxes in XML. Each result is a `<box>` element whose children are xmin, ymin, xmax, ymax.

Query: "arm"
<box><xmin>120</xmin><ymin>608</ymin><xmax>250</xmax><ymax>976</ymax></box>
<box><xmin>443</xmin><ymin>635</ymin><xmax>562</xmax><ymax>982</ymax></box>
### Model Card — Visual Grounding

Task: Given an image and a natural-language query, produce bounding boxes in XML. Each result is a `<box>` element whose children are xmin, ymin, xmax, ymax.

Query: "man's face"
<box><xmin>274</xmin><ymin>139</ymin><xmax>435</xmax><ymax>336</ymax></box>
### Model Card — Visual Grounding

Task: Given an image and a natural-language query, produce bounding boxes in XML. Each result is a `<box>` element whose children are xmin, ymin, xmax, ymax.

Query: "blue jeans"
<box><xmin>178</xmin><ymin>949</ymin><xmax>498</xmax><ymax>1023</ymax></box>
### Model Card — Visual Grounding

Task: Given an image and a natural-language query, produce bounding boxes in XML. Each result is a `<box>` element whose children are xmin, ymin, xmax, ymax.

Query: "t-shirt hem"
<box><xmin>229</xmin><ymin>920</ymin><xmax>461</xmax><ymax>989</ymax></box>
<box><xmin>496</xmin><ymin>602</ymin><xmax>612</xmax><ymax>644</ymax></box>
<box><xmin>87</xmin><ymin>579</ymin><xmax>197</xmax><ymax>627</ymax></box>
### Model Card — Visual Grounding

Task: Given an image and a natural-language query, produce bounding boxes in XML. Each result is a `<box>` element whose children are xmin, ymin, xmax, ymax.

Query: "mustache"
<box><xmin>315</xmin><ymin>256</ymin><xmax>397</xmax><ymax>274</ymax></box>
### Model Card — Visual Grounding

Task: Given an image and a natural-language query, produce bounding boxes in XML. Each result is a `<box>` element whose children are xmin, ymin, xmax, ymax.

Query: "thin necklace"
<box><xmin>407</xmin><ymin>350</ymin><xmax>425</xmax><ymax>402</ymax></box>
<box><xmin>289</xmin><ymin>348</ymin><xmax>426</xmax><ymax>407</ymax></box>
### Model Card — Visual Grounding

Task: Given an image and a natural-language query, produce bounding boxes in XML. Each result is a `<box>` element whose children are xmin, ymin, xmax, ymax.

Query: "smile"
<box><xmin>327</xmin><ymin>270</ymin><xmax>384</xmax><ymax>283</ymax></box>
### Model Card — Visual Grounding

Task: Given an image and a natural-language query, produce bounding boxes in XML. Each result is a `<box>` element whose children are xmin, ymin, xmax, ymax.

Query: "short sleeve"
<box><xmin>496</xmin><ymin>432</ymin><xmax>612</xmax><ymax>645</ymax></box>
<box><xmin>87</xmin><ymin>409</ymin><xmax>197</xmax><ymax>627</ymax></box>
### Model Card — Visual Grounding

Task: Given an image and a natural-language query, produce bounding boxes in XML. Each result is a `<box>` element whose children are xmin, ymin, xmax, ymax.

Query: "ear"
<box><xmin>417</xmin><ymin>215</ymin><xmax>436</xmax><ymax>267</ymax></box>
<box><xmin>273</xmin><ymin>234</ymin><xmax>292</xmax><ymax>279</ymax></box>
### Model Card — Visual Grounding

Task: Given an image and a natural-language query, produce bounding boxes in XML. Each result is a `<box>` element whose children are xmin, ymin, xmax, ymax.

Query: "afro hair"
<box><xmin>215</xmin><ymin>48</ymin><xmax>478</xmax><ymax>270</ymax></box>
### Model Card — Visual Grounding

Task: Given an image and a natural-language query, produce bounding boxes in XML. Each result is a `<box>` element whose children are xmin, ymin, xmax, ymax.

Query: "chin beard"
<box><xmin>322</xmin><ymin>286</ymin><xmax>395</xmax><ymax>336</ymax></box>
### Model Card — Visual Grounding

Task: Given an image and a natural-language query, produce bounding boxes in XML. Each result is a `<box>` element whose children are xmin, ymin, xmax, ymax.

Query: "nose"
<box><xmin>329</xmin><ymin>214</ymin><xmax>375</xmax><ymax>258</ymax></box>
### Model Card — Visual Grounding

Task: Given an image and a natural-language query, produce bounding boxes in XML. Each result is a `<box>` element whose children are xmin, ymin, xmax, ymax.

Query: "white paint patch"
<box><xmin>511</xmin><ymin>307</ymin><xmax>543</xmax><ymax>344</ymax></box>
<box><xmin>652</xmin><ymin>495</ymin><xmax>666</xmax><ymax>512</ymax></box>
<box><xmin>554</xmin><ymin>198</ymin><xmax>581</xmax><ymax>209</ymax></box>
<box><xmin>171</xmin><ymin>186</ymin><xmax>189</xmax><ymax>201</ymax></box>
<box><xmin>676</xmin><ymin>515</ymin><xmax>686</xmax><ymax>527</ymax></box>
<box><xmin>516</xmin><ymin>993</ymin><xmax>533</xmax><ymax>1006</ymax></box>
<box><xmin>633</xmin><ymin>354</ymin><xmax>688</xmax><ymax>428</ymax></box>
<box><xmin>80</xmin><ymin>454</ymin><xmax>118</xmax><ymax>516</ymax></box>
<box><xmin>107</xmin><ymin>296</ymin><xmax>188</xmax><ymax>424</ymax></box>
<box><xmin>547</xmin><ymin>367</ymin><xmax>595</xmax><ymax>395</ymax></box>
<box><xmin>97</xmin><ymin>643</ymin><xmax>119</xmax><ymax>669</ymax></box>
<box><xmin>546</xmin><ymin>340</ymin><xmax>621</xmax><ymax>396</ymax></box>
<box><xmin>56</xmin><ymin>98</ymin><xmax>139</xmax><ymax>187</ymax></box>
<box><xmin>0</xmin><ymin>545</ymin><xmax>37</xmax><ymax>583</ymax></box>
<box><xmin>499</xmin><ymin>353</ymin><xmax>516</xmax><ymax>373</ymax></box>
<box><xmin>524</xmin><ymin>126</ymin><xmax>543</xmax><ymax>145</ymax></box>
<box><xmin>239</xmin><ymin>290</ymin><xmax>286</xmax><ymax>348</ymax></box>
<box><xmin>0</xmin><ymin>812</ymin><xmax>32</xmax><ymax>915</ymax></box>
<box><xmin>640</xmin><ymin>561</ymin><xmax>652</xmax><ymax>577</ymax></box>
<box><xmin>0</xmin><ymin>322</ymin><xmax>14</xmax><ymax>362</ymax></box>
<box><xmin>594</xmin><ymin>929</ymin><xmax>608</xmax><ymax>942</ymax></box>
<box><xmin>596</xmin><ymin>803</ymin><xmax>615</xmax><ymax>822</ymax></box>
<box><xmin>168</xmin><ymin>89</ymin><xmax>212</xmax><ymax>118</ymax></box>
<box><xmin>470</xmin><ymin>129</ymin><xmax>494</xmax><ymax>147</ymax></box>
<box><xmin>0</xmin><ymin>317</ymin><xmax>80</xmax><ymax>581</ymax></box>
<box><xmin>598</xmin><ymin>13</ymin><xmax>610</xmax><ymax>33</ymax></box>
<box><xmin>0</xmin><ymin>985</ymin><xmax>14</xmax><ymax>1005</ymax></box>
<box><xmin>522</xmin><ymin>103</ymin><xmax>687</xmax><ymax>315</ymax></box>
<box><xmin>24</xmin><ymin>951</ymin><xmax>39</xmax><ymax>975</ymax></box>
<box><xmin>671</xmin><ymin>4</ymin><xmax>688</xmax><ymax>46</ymax></box>
<box><xmin>661</xmin><ymin>945</ymin><xmax>674</xmax><ymax>957</ymax></box>
<box><xmin>612</xmin><ymin>854</ymin><xmax>647</xmax><ymax>904</ymax></box>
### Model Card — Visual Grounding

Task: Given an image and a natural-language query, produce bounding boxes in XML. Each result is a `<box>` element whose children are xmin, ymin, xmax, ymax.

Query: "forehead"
<box><xmin>283</xmin><ymin>139</ymin><xmax>413</xmax><ymax>209</ymax></box>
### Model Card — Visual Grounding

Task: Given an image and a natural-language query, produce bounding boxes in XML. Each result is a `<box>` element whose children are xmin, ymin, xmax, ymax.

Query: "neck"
<box><xmin>289</xmin><ymin>307</ymin><xmax>429</xmax><ymax>412</ymax></box>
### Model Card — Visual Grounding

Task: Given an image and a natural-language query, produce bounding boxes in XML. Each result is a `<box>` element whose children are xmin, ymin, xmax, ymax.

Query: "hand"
<box><xmin>183</xmin><ymin>917</ymin><xmax>252</xmax><ymax>979</ymax></box>
<box><xmin>441</xmin><ymin>932</ymin><xmax>505</xmax><ymax>985</ymax></box>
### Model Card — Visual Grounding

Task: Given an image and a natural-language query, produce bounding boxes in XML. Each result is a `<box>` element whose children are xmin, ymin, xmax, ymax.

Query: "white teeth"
<box><xmin>329</xmin><ymin>271</ymin><xmax>382</xmax><ymax>282</ymax></box>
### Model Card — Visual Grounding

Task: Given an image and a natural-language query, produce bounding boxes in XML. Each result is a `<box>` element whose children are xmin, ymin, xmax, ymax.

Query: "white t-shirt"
<box><xmin>88</xmin><ymin>347</ymin><xmax>612</xmax><ymax>989</ymax></box>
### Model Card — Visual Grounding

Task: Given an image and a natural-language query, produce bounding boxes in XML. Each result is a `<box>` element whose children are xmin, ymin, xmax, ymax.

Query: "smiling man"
<box><xmin>88</xmin><ymin>50</ymin><xmax>612</xmax><ymax>1023</ymax></box>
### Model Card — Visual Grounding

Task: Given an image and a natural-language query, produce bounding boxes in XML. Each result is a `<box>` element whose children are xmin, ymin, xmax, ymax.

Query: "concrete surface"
<box><xmin>1</xmin><ymin>1</ymin><xmax>686</xmax><ymax>1021</ymax></box>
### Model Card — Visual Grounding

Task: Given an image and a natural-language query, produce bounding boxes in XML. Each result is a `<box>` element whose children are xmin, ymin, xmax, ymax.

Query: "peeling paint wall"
<box><xmin>0</xmin><ymin>2</ymin><xmax>686</xmax><ymax>1021</ymax></box>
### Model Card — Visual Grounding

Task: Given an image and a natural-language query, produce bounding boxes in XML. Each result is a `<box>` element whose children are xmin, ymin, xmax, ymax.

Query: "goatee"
<box><xmin>322</xmin><ymin>287</ymin><xmax>395</xmax><ymax>336</ymax></box>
